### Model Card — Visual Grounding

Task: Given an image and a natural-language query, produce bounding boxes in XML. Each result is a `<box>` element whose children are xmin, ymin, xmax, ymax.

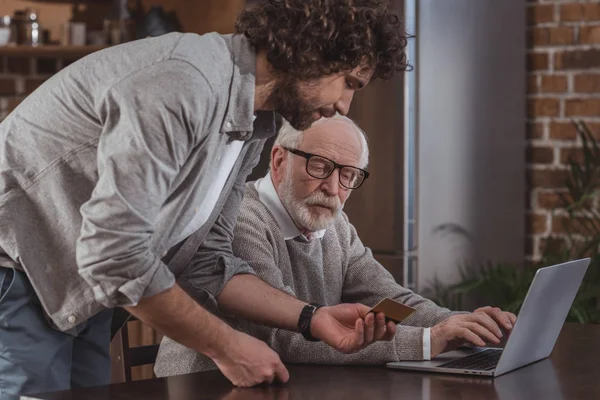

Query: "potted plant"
<box><xmin>424</xmin><ymin>121</ymin><xmax>600</xmax><ymax>324</ymax></box>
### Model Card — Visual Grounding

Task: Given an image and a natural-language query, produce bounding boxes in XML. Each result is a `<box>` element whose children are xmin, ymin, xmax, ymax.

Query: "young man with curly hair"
<box><xmin>0</xmin><ymin>0</ymin><xmax>407</xmax><ymax>395</ymax></box>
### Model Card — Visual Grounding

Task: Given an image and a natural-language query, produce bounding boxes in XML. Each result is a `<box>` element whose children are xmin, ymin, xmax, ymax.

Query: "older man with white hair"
<box><xmin>154</xmin><ymin>115</ymin><xmax>517</xmax><ymax>375</ymax></box>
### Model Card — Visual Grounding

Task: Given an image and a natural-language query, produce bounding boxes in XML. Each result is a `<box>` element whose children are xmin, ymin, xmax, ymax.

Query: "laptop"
<box><xmin>386</xmin><ymin>258</ymin><xmax>590</xmax><ymax>377</ymax></box>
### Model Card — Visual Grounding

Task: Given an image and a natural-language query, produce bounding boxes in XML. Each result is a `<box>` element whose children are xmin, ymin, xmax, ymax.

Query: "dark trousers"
<box><xmin>0</xmin><ymin>268</ymin><xmax>113</xmax><ymax>398</ymax></box>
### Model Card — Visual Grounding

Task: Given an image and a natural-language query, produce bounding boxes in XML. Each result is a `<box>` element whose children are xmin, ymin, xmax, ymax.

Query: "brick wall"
<box><xmin>527</xmin><ymin>0</ymin><xmax>600</xmax><ymax>261</ymax></box>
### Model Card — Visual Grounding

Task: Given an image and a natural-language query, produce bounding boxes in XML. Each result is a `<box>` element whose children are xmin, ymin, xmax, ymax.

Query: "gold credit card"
<box><xmin>369</xmin><ymin>298</ymin><xmax>416</xmax><ymax>323</ymax></box>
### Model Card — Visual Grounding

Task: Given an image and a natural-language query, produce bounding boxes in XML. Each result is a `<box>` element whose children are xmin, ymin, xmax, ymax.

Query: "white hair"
<box><xmin>274</xmin><ymin>114</ymin><xmax>370</xmax><ymax>169</ymax></box>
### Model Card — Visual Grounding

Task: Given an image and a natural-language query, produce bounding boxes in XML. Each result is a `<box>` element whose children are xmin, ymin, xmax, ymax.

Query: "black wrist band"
<box><xmin>298</xmin><ymin>303</ymin><xmax>323</xmax><ymax>342</ymax></box>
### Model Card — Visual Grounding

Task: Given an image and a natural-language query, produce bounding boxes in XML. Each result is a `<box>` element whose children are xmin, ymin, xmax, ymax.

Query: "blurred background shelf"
<box><xmin>0</xmin><ymin>44</ymin><xmax>106</xmax><ymax>56</ymax></box>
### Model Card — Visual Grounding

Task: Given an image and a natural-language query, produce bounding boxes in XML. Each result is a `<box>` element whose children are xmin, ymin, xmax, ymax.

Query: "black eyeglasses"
<box><xmin>283</xmin><ymin>147</ymin><xmax>369</xmax><ymax>189</ymax></box>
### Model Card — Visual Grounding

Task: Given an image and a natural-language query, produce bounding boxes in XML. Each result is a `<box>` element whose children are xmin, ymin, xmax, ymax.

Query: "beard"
<box><xmin>266</xmin><ymin>75</ymin><xmax>320</xmax><ymax>131</ymax></box>
<box><xmin>278</xmin><ymin>167</ymin><xmax>344</xmax><ymax>232</ymax></box>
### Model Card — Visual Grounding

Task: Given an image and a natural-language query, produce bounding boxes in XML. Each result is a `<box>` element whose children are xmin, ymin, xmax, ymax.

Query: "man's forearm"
<box><xmin>125</xmin><ymin>284</ymin><xmax>234</xmax><ymax>360</ymax></box>
<box><xmin>217</xmin><ymin>274</ymin><xmax>306</xmax><ymax>332</ymax></box>
<box><xmin>250</xmin><ymin>324</ymin><xmax>423</xmax><ymax>364</ymax></box>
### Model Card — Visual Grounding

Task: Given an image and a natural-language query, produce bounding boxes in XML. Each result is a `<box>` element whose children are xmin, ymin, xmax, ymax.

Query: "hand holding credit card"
<box><xmin>369</xmin><ymin>298</ymin><xmax>416</xmax><ymax>323</ymax></box>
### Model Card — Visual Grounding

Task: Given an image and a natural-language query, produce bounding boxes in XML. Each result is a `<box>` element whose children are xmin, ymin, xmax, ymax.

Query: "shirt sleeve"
<box><xmin>76</xmin><ymin>60</ymin><xmax>212</xmax><ymax>308</ymax></box>
<box><xmin>423</xmin><ymin>327</ymin><xmax>431</xmax><ymax>360</ymax></box>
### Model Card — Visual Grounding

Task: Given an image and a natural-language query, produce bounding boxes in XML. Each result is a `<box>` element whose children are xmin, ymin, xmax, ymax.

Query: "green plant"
<box><xmin>422</xmin><ymin>262</ymin><xmax>536</xmax><ymax>316</ymax></box>
<box><xmin>424</xmin><ymin>121</ymin><xmax>600</xmax><ymax>324</ymax></box>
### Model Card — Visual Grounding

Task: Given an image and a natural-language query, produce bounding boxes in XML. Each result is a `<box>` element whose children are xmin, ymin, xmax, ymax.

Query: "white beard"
<box><xmin>278</xmin><ymin>167</ymin><xmax>343</xmax><ymax>232</ymax></box>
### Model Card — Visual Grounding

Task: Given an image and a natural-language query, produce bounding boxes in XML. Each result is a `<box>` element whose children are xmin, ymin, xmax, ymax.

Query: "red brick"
<box><xmin>552</xmin><ymin>215</ymin><xmax>595</xmax><ymax>235</ymax></box>
<box><xmin>550</xmin><ymin>121</ymin><xmax>600</xmax><ymax>140</ymax></box>
<box><xmin>582</xmin><ymin>3</ymin><xmax>600</xmax><ymax>20</ymax></box>
<box><xmin>549</xmin><ymin>122</ymin><xmax>577</xmax><ymax>140</ymax></box>
<box><xmin>560</xmin><ymin>147</ymin><xmax>585</xmax><ymax>165</ymax></box>
<box><xmin>0</xmin><ymin>79</ymin><xmax>16</xmax><ymax>95</ymax></box>
<box><xmin>550</xmin><ymin>27</ymin><xmax>574</xmax><ymax>45</ymax></box>
<box><xmin>527</xmin><ymin>146</ymin><xmax>555</xmax><ymax>164</ymax></box>
<box><xmin>527</xmin><ymin>213</ymin><xmax>548</xmax><ymax>234</ymax></box>
<box><xmin>580</xmin><ymin>26</ymin><xmax>600</xmax><ymax>45</ymax></box>
<box><xmin>529</xmin><ymin>27</ymin><xmax>574</xmax><ymax>46</ymax></box>
<box><xmin>560</xmin><ymin>3</ymin><xmax>584</xmax><ymax>21</ymax></box>
<box><xmin>527</xmin><ymin>168</ymin><xmax>569</xmax><ymax>189</ymax></box>
<box><xmin>560</xmin><ymin>3</ymin><xmax>600</xmax><ymax>22</ymax></box>
<box><xmin>24</xmin><ymin>78</ymin><xmax>47</xmax><ymax>95</ymax></box>
<box><xmin>540</xmin><ymin>192</ymin><xmax>591</xmax><ymax>212</ymax></box>
<box><xmin>540</xmin><ymin>74</ymin><xmax>568</xmax><ymax>93</ymax></box>
<box><xmin>527</xmin><ymin>122</ymin><xmax>545</xmax><ymax>139</ymax></box>
<box><xmin>528</xmin><ymin>52</ymin><xmax>549</xmax><ymax>71</ymax></box>
<box><xmin>6</xmin><ymin>57</ymin><xmax>31</xmax><ymax>74</ymax></box>
<box><xmin>539</xmin><ymin>236</ymin><xmax>568</xmax><ymax>255</ymax></box>
<box><xmin>574</xmin><ymin>74</ymin><xmax>600</xmax><ymax>93</ymax></box>
<box><xmin>527</xmin><ymin>213</ymin><xmax>548</xmax><ymax>235</ymax></box>
<box><xmin>528</xmin><ymin>28</ymin><xmax>545</xmax><ymax>46</ymax></box>
<box><xmin>580</xmin><ymin>122</ymin><xmax>600</xmax><ymax>140</ymax></box>
<box><xmin>537</xmin><ymin>191</ymin><xmax>570</xmax><ymax>210</ymax></box>
<box><xmin>555</xmin><ymin>49</ymin><xmax>600</xmax><ymax>70</ymax></box>
<box><xmin>528</xmin><ymin>98</ymin><xmax>560</xmax><ymax>117</ymax></box>
<box><xmin>565</xmin><ymin>99</ymin><xmax>600</xmax><ymax>117</ymax></box>
<box><xmin>527</xmin><ymin>4</ymin><xmax>555</xmax><ymax>25</ymax></box>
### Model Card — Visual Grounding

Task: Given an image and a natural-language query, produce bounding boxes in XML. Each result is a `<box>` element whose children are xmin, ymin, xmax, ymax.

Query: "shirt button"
<box><xmin>225</xmin><ymin>121</ymin><xmax>232</xmax><ymax>129</ymax></box>
<box><xmin>67</xmin><ymin>315</ymin><xmax>76</xmax><ymax>324</ymax></box>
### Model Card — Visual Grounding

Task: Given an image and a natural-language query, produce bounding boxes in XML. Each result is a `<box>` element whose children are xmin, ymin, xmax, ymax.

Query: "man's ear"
<box><xmin>271</xmin><ymin>145</ymin><xmax>286</xmax><ymax>183</ymax></box>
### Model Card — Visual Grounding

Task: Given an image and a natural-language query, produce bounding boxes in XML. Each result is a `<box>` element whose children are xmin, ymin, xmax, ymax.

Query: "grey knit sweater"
<box><xmin>154</xmin><ymin>183</ymin><xmax>455</xmax><ymax>377</ymax></box>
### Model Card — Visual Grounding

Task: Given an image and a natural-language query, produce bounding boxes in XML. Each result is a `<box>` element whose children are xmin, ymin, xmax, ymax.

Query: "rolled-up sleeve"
<box><xmin>76</xmin><ymin>60</ymin><xmax>211</xmax><ymax>308</ymax></box>
<box><xmin>178</xmin><ymin>144</ymin><xmax>264</xmax><ymax>308</ymax></box>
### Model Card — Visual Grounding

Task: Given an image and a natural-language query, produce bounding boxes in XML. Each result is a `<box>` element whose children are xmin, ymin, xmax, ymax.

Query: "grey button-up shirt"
<box><xmin>0</xmin><ymin>32</ymin><xmax>274</xmax><ymax>332</ymax></box>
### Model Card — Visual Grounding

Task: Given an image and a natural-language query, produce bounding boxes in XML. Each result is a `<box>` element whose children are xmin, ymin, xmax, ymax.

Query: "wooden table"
<box><xmin>28</xmin><ymin>323</ymin><xmax>600</xmax><ymax>400</ymax></box>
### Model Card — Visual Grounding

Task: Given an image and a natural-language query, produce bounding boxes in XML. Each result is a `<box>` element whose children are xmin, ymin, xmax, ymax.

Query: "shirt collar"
<box><xmin>254</xmin><ymin>172</ymin><xmax>326</xmax><ymax>241</ymax></box>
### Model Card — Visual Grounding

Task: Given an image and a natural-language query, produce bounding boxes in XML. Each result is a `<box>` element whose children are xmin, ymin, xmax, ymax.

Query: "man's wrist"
<box><xmin>203</xmin><ymin>323</ymin><xmax>237</xmax><ymax>361</ymax></box>
<box><xmin>298</xmin><ymin>303</ymin><xmax>323</xmax><ymax>341</ymax></box>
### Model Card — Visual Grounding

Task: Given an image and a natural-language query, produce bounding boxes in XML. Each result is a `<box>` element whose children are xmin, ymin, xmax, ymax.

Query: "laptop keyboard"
<box><xmin>437</xmin><ymin>349</ymin><xmax>503</xmax><ymax>371</ymax></box>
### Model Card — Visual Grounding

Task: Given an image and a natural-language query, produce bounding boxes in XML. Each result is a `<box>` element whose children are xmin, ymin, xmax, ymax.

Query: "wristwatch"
<box><xmin>298</xmin><ymin>303</ymin><xmax>324</xmax><ymax>342</ymax></box>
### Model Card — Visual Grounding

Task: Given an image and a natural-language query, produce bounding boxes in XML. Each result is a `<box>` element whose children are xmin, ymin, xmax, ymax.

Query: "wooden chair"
<box><xmin>110</xmin><ymin>308</ymin><xmax>160</xmax><ymax>383</ymax></box>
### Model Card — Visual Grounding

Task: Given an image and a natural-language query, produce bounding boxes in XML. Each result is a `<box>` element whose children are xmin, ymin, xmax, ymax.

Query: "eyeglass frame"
<box><xmin>282</xmin><ymin>146</ymin><xmax>370</xmax><ymax>189</ymax></box>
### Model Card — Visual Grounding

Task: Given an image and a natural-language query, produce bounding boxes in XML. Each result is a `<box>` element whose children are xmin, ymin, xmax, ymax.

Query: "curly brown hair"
<box><xmin>236</xmin><ymin>0</ymin><xmax>409</xmax><ymax>81</ymax></box>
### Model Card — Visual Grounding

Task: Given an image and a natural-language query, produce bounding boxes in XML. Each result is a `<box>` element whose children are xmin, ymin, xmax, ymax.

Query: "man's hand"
<box><xmin>126</xmin><ymin>284</ymin><xmax>289</xmax><ymax>388</ymax></box>
<box><xmin>473</xmin><ymin>306</ymin><xmax>517</xmax><ymax>331</ymax></box>
<box><xmin>211</xmin><ymin>330</ymin><xmax>290</xmax><ymax>387</ymax></box>
<box><xmin>310</xmin><ymin>303</ymin><xmax>397</xmax><ymax>353</ymax></box>
<box><xmin>430</xmin><ymin>311</ymin><xmax>511</xmax><ymax>358</ymax></box>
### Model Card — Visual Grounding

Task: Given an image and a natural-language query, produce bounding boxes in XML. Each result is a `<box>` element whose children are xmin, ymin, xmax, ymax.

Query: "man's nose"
<box><xmin>334</xmin><ymin>90</ymin><xmax>355</xmax><ymax>116</ymax></box>
<box><xmin>320</xmin><ymin>169</ymin><xmax>340</xmax><ymax>196</ymax></box>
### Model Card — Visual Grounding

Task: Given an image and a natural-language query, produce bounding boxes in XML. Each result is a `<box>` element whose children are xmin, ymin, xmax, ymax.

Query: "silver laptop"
<box><xmin>386</xmin><ymin>259</ymin><xmax>590</xmax><ymax>377</ymax></box>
